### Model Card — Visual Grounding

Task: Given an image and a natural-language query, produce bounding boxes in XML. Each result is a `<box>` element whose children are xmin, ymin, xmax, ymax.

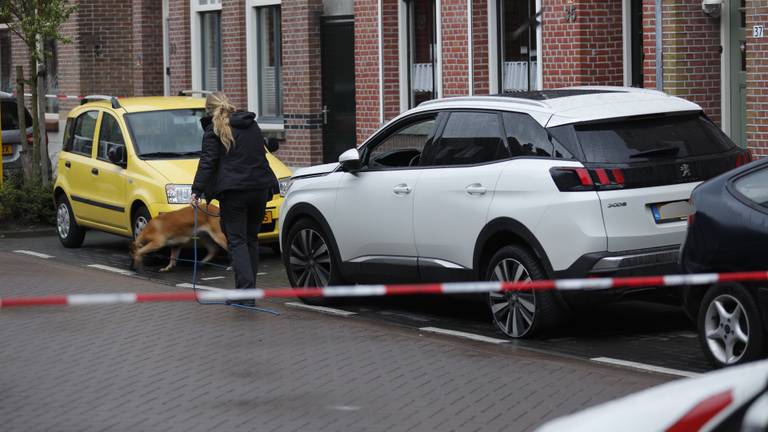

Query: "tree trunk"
<box><xmin>37</xmin><ymin>55</ymin><xmax>50</xmax><ymax>186</ymax></box>
<box><xmin>29</xmin><ymin>59</ymin><xmax>40</xmax><ymax>182</ymax></box>
<box><xmin>15</xmin><ymin>66</ymin><xmax>32</xmax><ymax>184</ymax></box>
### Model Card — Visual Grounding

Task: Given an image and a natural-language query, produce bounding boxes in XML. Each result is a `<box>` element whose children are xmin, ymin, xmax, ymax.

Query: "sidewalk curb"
<box><xmin>0</xmin><ymin>227</ymin><xmax>57</xmax><ymax>239</ymax></box>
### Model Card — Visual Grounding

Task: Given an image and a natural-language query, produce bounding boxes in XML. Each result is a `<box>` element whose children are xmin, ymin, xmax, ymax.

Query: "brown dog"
<box><xmin>129</xmin><ymin>205</ymin><xmax>228</xmax><ymax>272</ymax></box>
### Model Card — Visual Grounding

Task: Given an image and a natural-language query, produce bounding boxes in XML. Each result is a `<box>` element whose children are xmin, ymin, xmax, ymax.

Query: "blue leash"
<box><xmin>192</xmin><ymin>203</ymin><xmax>279</xmax><ymax>316</ymax></box>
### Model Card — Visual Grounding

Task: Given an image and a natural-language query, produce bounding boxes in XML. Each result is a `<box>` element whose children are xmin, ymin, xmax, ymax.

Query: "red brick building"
<box><xmin>1</xmin><ymin>0</ymin><xmax>765</xmax><ymax>166</ymax></box>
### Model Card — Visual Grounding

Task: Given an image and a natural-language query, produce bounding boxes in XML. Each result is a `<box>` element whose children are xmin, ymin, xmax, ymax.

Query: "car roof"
<box><xmin>76</xmin><ymin>96</ymin><xmax>206</xmax><ymax>114</ymax></box>
<box><xmin>412</xmin><ymin>86</ymin><xmax>703</xmax><ymax>127</ymax></box>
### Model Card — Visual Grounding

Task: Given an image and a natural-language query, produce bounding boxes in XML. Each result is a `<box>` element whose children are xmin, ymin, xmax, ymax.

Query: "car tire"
<box><xmin>132</xmin><ymin>206</ymin><xmax>151</xmax><ymax>239</ymax></box>
<box><xmin>284</xmin><ymin>218</ymin><xmax>344</xmax><ymax>305</ymax></box>
<box><xmin>486</xmin><ymin>245</ymin><xmax>561</xmax><ymax>338</ymax></box>
<box><xmin>698</xmin><ymin>283</ymin><xmax>765</xmax><ymax>368</ymax></box>
<box><xmin>56</xmin><ymin>194</ymin><xmax>86</xmax><ymax>248</ymax></box>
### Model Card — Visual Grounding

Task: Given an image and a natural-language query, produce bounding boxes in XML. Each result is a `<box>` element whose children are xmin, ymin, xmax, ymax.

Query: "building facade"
<box><xmin>1</xmin><ymin>0</ymin><xmax>765</xmax><ymax>166</ymax></box>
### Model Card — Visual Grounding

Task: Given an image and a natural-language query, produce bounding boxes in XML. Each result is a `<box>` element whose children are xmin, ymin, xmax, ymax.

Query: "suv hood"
<box><xmin>292</xmin><ymin>162</ymin><xmax>338</xmax><ymax>179</ymax></box>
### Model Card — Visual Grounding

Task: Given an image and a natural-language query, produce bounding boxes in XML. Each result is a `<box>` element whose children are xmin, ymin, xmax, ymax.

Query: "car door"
<box><xmin>60</xmin><ymin>110</ymin><xmax>100</xmax><ymax>223</ymax></box>
<box><xmin>89</xmin><ymin>112</ymin><xmax>129</xmax><ymax>232</ymax></box>
<box><xmin>413</xmin><ymin>111</ymin><xmax>510</xmax><ymax>281</ymax></box>
<box><xmin>331</xmin><ymin>113</ymin><xmax>439</xmax><ymax>283</ymax></box>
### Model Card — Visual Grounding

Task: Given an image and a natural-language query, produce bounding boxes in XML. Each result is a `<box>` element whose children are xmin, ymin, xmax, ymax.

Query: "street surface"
<box><xmin>0</xmin><ymin>232</ymin><xmax>710</xmax><ymax>430</ymax></box>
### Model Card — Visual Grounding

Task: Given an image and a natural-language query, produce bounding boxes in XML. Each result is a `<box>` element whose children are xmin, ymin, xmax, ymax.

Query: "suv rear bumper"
<box><xmin>554</xmin><ymin>245</ymin><xmax>681</xmax><ymax>279</ymax></box>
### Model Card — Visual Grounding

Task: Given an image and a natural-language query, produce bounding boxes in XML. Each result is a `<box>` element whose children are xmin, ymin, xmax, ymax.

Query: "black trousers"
<box><xmin>219</xmin><ymin>189</ymin><xmax>269</xmax><ymax>289</ymax></box>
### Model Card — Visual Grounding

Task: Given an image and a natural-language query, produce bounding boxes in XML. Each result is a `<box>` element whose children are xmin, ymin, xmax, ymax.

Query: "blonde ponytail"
<box><xmin>206</xmin><ymin>92</ymin><xmax>236</xmax><ymax>152</ymax></box>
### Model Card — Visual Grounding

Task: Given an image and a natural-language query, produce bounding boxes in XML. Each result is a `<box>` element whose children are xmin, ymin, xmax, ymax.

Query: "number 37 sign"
<box><xmin>755</xmin><ymin>25</ymin><xmax>765</xmax><ymax>38</ymax></box>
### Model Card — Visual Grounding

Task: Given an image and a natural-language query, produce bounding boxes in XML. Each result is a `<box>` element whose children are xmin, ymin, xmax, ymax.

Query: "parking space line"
<box><xmin>201</xmin><ymin>276</ymin><xmax>225</xmax><ymax>281</ymax></box>
<box><xmin>176</xmin><ymin>283</ymin><xmax>228</xmax><ymax>292</ymax></box>
<box><xmin>284</xmin><ymin>302</ymin><xmax>357</xmax><ymax>317</ymax></box>
<box><xmin>86</xmin><ymin>264</ymin><xmax>136</xmax><ymax>276</ymax></box>
<box><xmin>419</xmin><ymin>327</ymin><xmax>509</xmax><ymax>345</ymax></box>
<box><xmin>590</xmin><ymin>357</ymin><xmax>700</xmax><ymax>378</ymax></box>
<box><xmin>13</xmin><ymin>250</ymin><xmax>54</xmax><ymax>259</ymax></box>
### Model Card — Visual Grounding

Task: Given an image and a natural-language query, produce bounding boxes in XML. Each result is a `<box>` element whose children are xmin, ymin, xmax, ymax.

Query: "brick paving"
<box><xmin>0</xmin><ymin>251</ymin><xmax>671</xmax><ymax>431</ymax></box>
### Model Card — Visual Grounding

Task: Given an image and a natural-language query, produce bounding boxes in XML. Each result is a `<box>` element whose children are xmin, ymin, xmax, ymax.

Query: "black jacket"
<box><xmin>192</xmin><ymin>112</ymin><xmax>278</xmax><ymax>200</ymax></box>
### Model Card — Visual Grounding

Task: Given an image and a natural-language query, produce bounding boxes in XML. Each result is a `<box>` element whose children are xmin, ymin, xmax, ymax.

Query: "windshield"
<box><xmin>125</xmin><ymin>109</ymin><xmax>206</xmax><ymax>158</ymax></box>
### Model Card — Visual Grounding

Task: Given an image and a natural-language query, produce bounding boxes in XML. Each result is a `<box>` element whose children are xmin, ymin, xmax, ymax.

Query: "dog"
<box><xmin>129</xmin><ymin>204</ymin><xmax>228</xmax><ymax>272</ymax></box>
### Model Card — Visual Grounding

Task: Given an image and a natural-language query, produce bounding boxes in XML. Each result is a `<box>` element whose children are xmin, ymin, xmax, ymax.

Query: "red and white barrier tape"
<box><xmin>11</xmin><ymin>93</ymin><xmax>124</xmax><ymax>101</ymax></box>
<box><xmin>1</xmin><ymin>271</ymin><xmax>767</xmax><ymax>309</ymax></box>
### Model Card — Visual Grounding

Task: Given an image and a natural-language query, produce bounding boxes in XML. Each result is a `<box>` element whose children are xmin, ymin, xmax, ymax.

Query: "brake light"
<box><xmin>550</xmin><ymin>167</ymin><xmax>626</xmax><ymax>192</ymax></box>
<box><xmin>736</xmin><ymin>150</ymin><xmax>753</xmax><ymax>167</ymax></box>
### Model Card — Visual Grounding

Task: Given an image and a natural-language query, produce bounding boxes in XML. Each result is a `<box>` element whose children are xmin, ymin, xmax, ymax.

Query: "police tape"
<box><xmin>1</xmin><ymin>270</ymin><xmax>767</xmax><ymax>309</ymax></box>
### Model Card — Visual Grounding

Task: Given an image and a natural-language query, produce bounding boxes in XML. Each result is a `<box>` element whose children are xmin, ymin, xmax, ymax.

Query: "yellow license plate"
<box><xmin>2</xmin><ymin>145</ymin><xmax>11</xmax><ymax>156</ymax></box>
<box><xmin>263</xmin><ymin>211</ymin><xmax>273</xmax><ymax>224</ymax></box>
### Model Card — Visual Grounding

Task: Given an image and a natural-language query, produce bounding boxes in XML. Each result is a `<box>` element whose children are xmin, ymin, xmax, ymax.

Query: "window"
<box><xmin>502</xmin><ymin>112</ymin><xmax>551</xmax><ymax>157</ymax></box>
<box><xmin>0</xmin><ymin>30</ymin><xmax>10</xmax><ymax>93</ymax></box>
<box><xmin>406</xmin><ymin>0</ymin><xmax>437</xmax><ymax>107</ymax></box>
<box><xmin>366</xmin><ymin>116</ymin><xmax>436</xmax><ymax>169</ymax></box>
<box><xmin>255</xmin><ymin>6</ymin><xmax>282</xmax><ymax>119</ymax></box>
<box><xmin>97</xmin><ymin>114</ymin><xmax>126</xmax><ymax>163</ymax></box>
<box><xmin>1</xmin><ymin>101</ymin><xmax>32</xmax><ymax>131</ymax></box>
<box><xmin>498</xmin><ymin>0</ymin><xmax>538</xmax><ymax>92</ymax></box>
<box><xmin>733</xmin><ymin>168</ymin><xmax>768</xmax><ymax>208</ymax></box>
<box><xmin>71</xmin><ymin>111</ymin><xmax>98</xmax><ymax>157</ymax></box>
<box><xmin>200</xmin><ymin>11</ymin><xmax>222</xmax><ymax>91</ymax></box>
<box><xmin>421</xmin><ymin>112</ymin><xmax>509</xmax><ymax>166</ymax></box>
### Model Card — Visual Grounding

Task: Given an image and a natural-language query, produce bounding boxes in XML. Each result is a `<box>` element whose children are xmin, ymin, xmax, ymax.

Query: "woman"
<box><xmin>191</xmin><ymin>92</ymin><xmax>277</xmax><ymax>292</ymax></box>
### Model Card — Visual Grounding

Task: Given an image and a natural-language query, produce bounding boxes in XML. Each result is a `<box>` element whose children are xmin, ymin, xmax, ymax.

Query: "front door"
<box><xmin>729</xmin><ymin>0</ymin><xmax>747</xmax><ymax>147</ymax></box>
<box><xmin>321</xmin><ymin>19</ymin><xmax>356</xmax><ymax>163</ymax></box>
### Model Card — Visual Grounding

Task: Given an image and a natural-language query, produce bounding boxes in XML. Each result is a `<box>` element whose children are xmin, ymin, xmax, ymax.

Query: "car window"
<box><xmin>502</xmin><ymin>112</ymin><xmax>552</xmax><ymax>158</ymax></box>
<box><xmin>733</xmin><ymin>167</ymin><xmax>768</xmax><ymax>208</ymax></box>
<box><xmin>97</xmin><ymin>114</ymin><xmax>126</xmax><ymax>163</ymax></box>
<box><xmin>71</xmin><ymin>111</ymin><xmax>98</xmax><ymax>157</ymax></box>
<box><xmin>366</xmin><ymin>116</ymin><xmax>436</xmax><ymax>169</ymax></box>
<box><xmin>420</xmin><ymin>112</ymin><xmax>508</xmax><ymax>166</ymax></box>
<box><xmin>1</xmin><ymin>100</ymin><xmax>32</xmax><ymax>130</ymax></box>
<box><xmin>125</xmin><ymin>109</ymin><xmax>206</xmax><ymax>157</ymax></box>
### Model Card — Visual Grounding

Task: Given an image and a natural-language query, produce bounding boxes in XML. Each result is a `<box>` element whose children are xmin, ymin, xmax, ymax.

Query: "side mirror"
<box><xmin>108</xmin><ymin>146</ymin><xmax>125</xmax><ymax>166</ymax></box>
<box><xmin>266</xmin><ymin>137</ymin><xmax>280</xmax><ymax>153</ymax></box>
<box><xmin>338</xmin><ymin>148</ymin><xmax>361</xmax><ymax>172</ymax></box>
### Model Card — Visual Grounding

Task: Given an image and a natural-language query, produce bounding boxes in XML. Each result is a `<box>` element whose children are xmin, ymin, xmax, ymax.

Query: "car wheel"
<box><xmin>132</xmin><ymin>206</ymin><xmax>151</xmax><ymax>239</ymax></box>
<box><xmin>486</xmin><ymin>245</ymin><xmax>561</xmax><ymax>338</ymax></box>
<box><xmin>698</xmin><ymin>283</ymin><xmax>764</xmax><ymax>367</ymax></box>
<box><xmin>56</xmin><ymin>194</ymin><xmax>86</xmax><ymax>248</ymax></box>
<box><xmin>284</xmin><ymin>218</ymin><xmax>343</xmax><ymax>304</ymax></box>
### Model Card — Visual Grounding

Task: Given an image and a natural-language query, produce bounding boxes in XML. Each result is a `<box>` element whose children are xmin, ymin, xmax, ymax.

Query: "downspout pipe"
<box><xmin>655</xmin><ymin>0</ymin><xmax>663</xmax><ymax>91</ymax></box>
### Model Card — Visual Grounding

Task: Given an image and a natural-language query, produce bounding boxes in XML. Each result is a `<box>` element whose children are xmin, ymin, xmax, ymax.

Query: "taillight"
<box><xmin>687</xmin><ymin>197</ymin><xmax>696</xmax><ymax>226</ymax></box>
<box><xmin>736</xmin><ymin>150</ymin><xmax>753</xmax><ymax>167</ymax></box>
<box><xmin>550</xmin><ymin>167</ymin><xmax>625</xmax><ymax>192</ymax></box>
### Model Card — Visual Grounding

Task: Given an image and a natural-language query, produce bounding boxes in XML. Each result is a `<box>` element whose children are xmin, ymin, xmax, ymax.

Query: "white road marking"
<box><xmin>284</xmin><ymin>302</ymin><xmax>357</xmax><ymax>317</ymax></box>
<box><xmin>590</xmin><ymin>357</ymin><xmax>701</xmax><ymax>378</ymax></box>
<box><xmin>327</xmin><ymin>405</ymin><xmax>361</xmax><ymax>412</ymax></box>
<box><xmin>419</xmin><ymin>327</ymin><xmax>509</xmax><ymax>345</ymax></box>
<box><xmin>176</xmin><ymin>283</ymin><xmax>228</xmax><ymax>292</ymax></box>
<box><xmin>257</xmin><ymin>272</ymin><xmax>267</xmax><ymax>276</ymax></box>
<box><xmin>86</xmin><ymin>264</ymin><xmax>136</xmax><ymax>276</ymax></box>
<box><xmin>13</xmin><ymin>250</ymin><xmax>54</xmax><ymax>259</ymax></box>
<box><xmin>200</xmin><ymin>276</ymin><xmax>225</xmax><ymax>281</ymax></box>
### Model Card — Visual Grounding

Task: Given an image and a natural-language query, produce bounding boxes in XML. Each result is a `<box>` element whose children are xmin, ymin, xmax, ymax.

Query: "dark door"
<box><xmin>321</xmin><ymin>19</ymin><xmax>356</xmax><ymax>163</ymax></box>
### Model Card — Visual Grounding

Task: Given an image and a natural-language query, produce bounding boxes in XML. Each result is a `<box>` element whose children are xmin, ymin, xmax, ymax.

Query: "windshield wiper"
<box><xmin>629</xmin><ymin>145</ymin><xmax>681</xmax><ymax>159</ymax></box>
<box><xmin>141</xmin><ymin>151</ymin><xmax>201</xmax><ymax>158</ymax></box>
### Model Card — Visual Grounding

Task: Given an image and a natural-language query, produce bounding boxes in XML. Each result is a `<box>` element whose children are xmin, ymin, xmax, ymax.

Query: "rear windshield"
<box><xmin>549</xmin><ymin>113</ymin><xmax>736</xmax><ymax>163</ymax></box>
<box><xmin>1</xmin><ymin>100</ymin><xmax>33</xmax><ymax>131</ymax></box>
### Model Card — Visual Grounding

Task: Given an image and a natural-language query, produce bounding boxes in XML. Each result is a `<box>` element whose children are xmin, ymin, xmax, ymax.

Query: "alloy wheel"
<box><xmin>289</xmin><ymin>228</ymin><xmax>332</xmax><ymax>288</ymax></box>
<box><xmin>134</xmin><ymin>216</ymin><xmax>149</xmax><ymax>238</ymax></box>
<box><xmin>488</xmin><ymin>258</ymin><xmax>536</xmax><ymax>338</ymax></box>
<box><xmin>57</xmin><ymin>203</ymin><xmax>70</xmax><ymax>239</ymax></box>
<box><xmin>704</xmin><ymin>294</ymin><xmax>749</xmax><ymax>365</ymax></box>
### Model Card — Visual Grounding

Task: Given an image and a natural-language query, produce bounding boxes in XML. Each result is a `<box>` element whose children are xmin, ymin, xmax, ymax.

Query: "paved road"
<box><xmin>0</xmin><ymin>249</ymin><xmax>672</xmax><ymax>431</ymax></box>
<box><xmin>0</xmin><ymin>231</ymin><xmax>712</xmax><ymax>375</ymax></box>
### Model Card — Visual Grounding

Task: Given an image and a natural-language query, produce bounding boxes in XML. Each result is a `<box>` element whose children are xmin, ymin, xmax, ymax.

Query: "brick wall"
<box><xmin>132</xmin><ymin>0</ymin><xmax>164</xmax><ymax>97</ymax></box>
<box><xmin>168</xmin><ymin>0</ymin><xmax>192</xmax><ymax>96</ymax></box>
<box><xmin>281</xmin><ymin>0</ymin><xmax>324</xmax><ymax>165</ymax></box>
<box><xmin>383</xmin><ymin>0</ymin><xmax>401</xmax><ymax>121</ymax></box>
<box><xmin>355</xmin><ymin>0</ymin><xmax>384</xmax><ymax>144</ymax></box>
<box><xmin>541</xmin><ymin>0</ymin><xmax>624</xmax><ymax>88</ymax></box>
<box><xmin>746</xmin><ymin>0</ymin><xmax>768</xmax><ymax>157</ymax></box>
<box><xmin>442</xmin><ymin>0</ymin><xmax>470</xmax><ymax>96</ymax></box>
<box><xmin>473</xmin><ymin>0</ymin><xmax>490</xmax><ymax>94</ymax></box>
<box><xmin>222</xmin><ymin>0</ymin><xmax>248</xmax><ymax>109</ymax></box>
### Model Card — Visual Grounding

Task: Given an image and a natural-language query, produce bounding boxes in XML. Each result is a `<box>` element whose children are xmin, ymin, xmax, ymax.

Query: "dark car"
<box><xmin>1</xmin><ymin>93</ymin><xmax>34</xmax><ymax>176</ymax></box>
<box><xmin>680</xmin><ymin>155</ymin><xmax>768</xmax><ymax>368</ymax></box>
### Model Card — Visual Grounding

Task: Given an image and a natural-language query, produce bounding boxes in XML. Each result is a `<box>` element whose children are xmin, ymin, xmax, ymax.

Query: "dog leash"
<box><xmin>191</xmin><ymin>201</ymin><xmax>279</xmax><ymax>315</ymax></box>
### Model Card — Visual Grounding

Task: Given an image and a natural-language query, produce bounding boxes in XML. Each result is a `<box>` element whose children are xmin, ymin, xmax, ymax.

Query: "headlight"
<box><xmin>166</xmin><ymin>184</ymin><xmax>192</xmax><ymax>204</ymax></box>
<box><xmin>278</xmin><ymin>177</ymin><xmax>292</xmax><ymax>197</ymax></box>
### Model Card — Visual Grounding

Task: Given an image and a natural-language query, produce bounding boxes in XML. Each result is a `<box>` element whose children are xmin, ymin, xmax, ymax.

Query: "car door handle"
<box><xmin>392</xmin><ymin>184</ymin><xmax>412</xmax><ymax>195</ymax></box>
<box><xmin>91</xmin><ymin>168</ymin><xmax>99</xmax><ymax>176</ymax></box>
<box><xmin>465</xmin><ymin>183</ymin><xmax>487</xmax><ymax>196</ymax></box>
<box><xmin>64</xmin><ymin>161</ymin><xmax>71</xmax><ymax>168</ymax></box>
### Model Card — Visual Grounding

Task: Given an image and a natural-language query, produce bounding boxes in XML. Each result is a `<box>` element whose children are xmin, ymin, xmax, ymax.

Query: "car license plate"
<box><xmin>651</xmin><ymin>200</ymin><xmax>692</xmax><ymax>224</ymax></box>
<box><xmin>2</xmin><ymin>145</ymin><xmax>12</xmax><ymax>156</ymax></box>
<box><xmin>263</xmin><ymin>211</ymin><xmax>273</xmax><ymax>224</ymax></box>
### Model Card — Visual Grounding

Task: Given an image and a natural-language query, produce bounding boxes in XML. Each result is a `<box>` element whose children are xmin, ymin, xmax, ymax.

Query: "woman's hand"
<box><xmin>190</xmin><ymin>193</ymin><xmax>200</xmax><ymax>207</ymax></box>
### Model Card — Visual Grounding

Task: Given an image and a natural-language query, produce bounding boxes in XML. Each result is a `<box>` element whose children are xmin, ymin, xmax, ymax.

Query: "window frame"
<box><xmin>96</xmin><ymin>112</ymin><xmax>127</xmax><ymax>165</ymax></box>
<box><xmin>190</xmin><ymin>0</ymin><xmax>223</xmax><ymax>92</ymax></box>
<box><xmin>68</xmin><ymin>110</ymin><xmax>100</xmax><ymax>158</ymax></box>
<box><xmin>246</xmin><ymin>0</ymin><xmax>285</xmax><ymax>131</ymax></box>
<box><xmin>488</xmin><ymin>0</ymin><xmax>543</xmax><ymax>94</ymax></box>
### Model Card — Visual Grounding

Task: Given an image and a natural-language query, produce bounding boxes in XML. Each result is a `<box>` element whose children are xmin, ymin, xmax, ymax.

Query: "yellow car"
<box><xmin>53</xmin><ymin>95</ymin><xmax>292</xmax><ymax>249</ymax></box>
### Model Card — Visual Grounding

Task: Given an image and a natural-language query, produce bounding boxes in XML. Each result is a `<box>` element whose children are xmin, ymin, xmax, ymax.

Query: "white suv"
<box><xmin>279</xmin><ymin>87</ymin><xmax>748</xmax><ymax>338</ymax></box>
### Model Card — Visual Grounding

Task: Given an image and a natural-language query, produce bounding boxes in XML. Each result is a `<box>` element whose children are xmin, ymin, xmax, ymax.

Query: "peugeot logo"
<box><xmin>679</xmin><ymin>163</ymin><xmax>692</xmax><ymax>178</ymax></box>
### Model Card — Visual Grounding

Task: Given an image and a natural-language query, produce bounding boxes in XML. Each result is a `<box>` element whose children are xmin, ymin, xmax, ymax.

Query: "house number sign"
<box><xmin>755</xmin><ymin>25</ymin><xmax>765</xmax><ymax>38</ymax></box>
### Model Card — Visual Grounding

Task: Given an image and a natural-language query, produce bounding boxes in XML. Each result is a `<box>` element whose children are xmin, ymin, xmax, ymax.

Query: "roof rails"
<box><xmin>419</xmin><ymin>95</ymin><xmax>550</xmax><ymax>109</ymax></box>
<box><xmin>81</xmin><ymin>95</ymin><xmax>121</xmax><ymax>109</ymax></box>
<box><xmin>178</xmin><ymin>90</ymin><xmax>213</xmax><ymax>97</ymax></box>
